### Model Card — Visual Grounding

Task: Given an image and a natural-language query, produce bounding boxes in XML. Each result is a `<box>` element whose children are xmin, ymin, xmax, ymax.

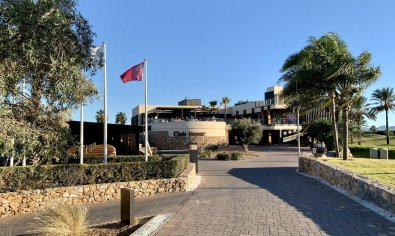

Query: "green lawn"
<box><xmin>352</xmin><ymin>134</ymin><xmax>395</xmax><ymax>147</ymax></box>
<box><xmin>322</xmin><ymin>158</ymin><xmax>395</xmax><ymax>188</ymax></box>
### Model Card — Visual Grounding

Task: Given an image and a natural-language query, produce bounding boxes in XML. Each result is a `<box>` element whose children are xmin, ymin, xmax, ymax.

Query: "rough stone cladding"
<box><xmin>0</xmin><ymin>163</ymin><xmax>196</xmax><ymax>218</ymax></box>
<box><xmin>149</xmin><ymin>131</ymin><xmax>228</xmax><ymax>150</ymax></box>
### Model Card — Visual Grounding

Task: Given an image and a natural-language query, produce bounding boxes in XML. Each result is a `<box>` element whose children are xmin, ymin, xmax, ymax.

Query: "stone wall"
<box><xmin>0</xmin><ymin>163</ymin><xmax>196</xmax><ymax>218</ymax></box>
<box><xmin>300</xmin><ymin>156</ymin><xmax>395</xmax><ymax>214</ymax></box>
<box><xmin>149</xmin><ymin>131</ymin><xmax>227</xmax><ymax>150</ymax></box>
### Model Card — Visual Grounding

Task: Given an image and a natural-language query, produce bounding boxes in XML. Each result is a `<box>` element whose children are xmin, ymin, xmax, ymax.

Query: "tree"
<box><xmin>209</xmin><ymin>100</ymin><xmax>218</xmax><ymax>114</ymax></box>
<box><xmin>280</xmin><ymin>33</ymin><xmax>347</xmax><ymax>157</ymax></box>
<box><xmin>305</xmin><ymin>118</ymin><xmax>334</xmax><ymax>151</ymax></box>
<box><xmin>369</xmin><ymin>87</ymin><xmax>395</xmax><ymax>145</ymax></box>
<box><xmin>221</xmin><ymin>96</ymin><xmax>231</xmax><ymax>120</ymax></box>
<box><xmin>0</xmin><ymin>0</ymin><xmax>99</xmax><ymax>163</ymax></box>
<box><xmin>231</xmin><ymin>118</ymin><xmax>263</xmax><ymax>152</ymax></box>
<box><xmin>96</xmin><ymin>110</ymin><xmax>105</xmax><ymax>123</ymax></box>
<box><xmin>350</xmin><ymin>95</ymin><xmax>376</xmax><ymax>145</ymax></box>
<box><xmin>280</xmin><ymin>33</ymin><xmax>380</xmax><ymax>160</ymax></box>
<box><xmin>370</xmin><ymin>125</ymin><xmax>377</xmax><ymax>134</ymax></box>
<box><xmin>115</xmin><ymin>112</ymin><xmax>127</xmax><ymax>125</ymax></box>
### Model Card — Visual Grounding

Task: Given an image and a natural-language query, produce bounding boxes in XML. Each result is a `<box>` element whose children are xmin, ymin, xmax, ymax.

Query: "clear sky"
<box><xmin>73</xmin><ymin>0</ymin><xmax>395</xmax><ymax>128</ymax></box>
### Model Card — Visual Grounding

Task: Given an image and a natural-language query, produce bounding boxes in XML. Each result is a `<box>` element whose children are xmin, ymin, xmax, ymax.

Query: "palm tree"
<box><xmin>350</xmin><ymin>95</ymin><xmax>376</xmax><ymax>145</ymax></box>
<box><xmin>280</xmin><ymin>33</ymin><xmax>380</xmax><ymax>160</ymax></box>
<box><xmin>95</xmin><ymin>109</ymin><xmax>104</xmax><ymax>123</ymax></box>
<box><xmin>369</xmin><ymin>87</ymin><xmax>395</xmax><ymax>145</ymax></box>
<box><xmin>115</xmin><ymin>112</ymin><xmax>127</xmax><ymax>125</ymax></box>
<box><xmin>221</xmin><ymin>97</ymin><xmax>231</xmax><ymax>120</ymax></box>
<box><xmin>209</xmin><ymin>100</ymin><xmax>218</xmax><ymax>114</ymax></box>
<box><xmin>370</xmin><ymin>125</ymin><xmax>377</xmax><ymax>134</ymax></box>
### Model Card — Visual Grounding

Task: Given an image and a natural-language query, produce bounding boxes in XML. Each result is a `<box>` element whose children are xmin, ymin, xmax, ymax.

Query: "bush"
<box><xmin>216</xmin><ymin>152</ymin><xmax>231</xmax><ymax>161</ymax></box>
<box><xmin>67</xmin><ymin>155</ymin><xmax>162</xmax><ymax>164</ymax></box>
<box><xmin>35</xmin><ymin>202</ymin><xmax>88</xmax><ymax>236</ymax></box>
<box><xmin>0</xmin><ymin>155</ymin><xmax>189</xmax><ymax>193</ymax></box>
<box><xmin>348</xmin><ymin>145</ymin><xmax>395</xmax><ymax>159</ymax></box>
<box><xmin>230</xmin><ymin>152</ymin><xmax>243</xmax><ymax>160</ymax></box>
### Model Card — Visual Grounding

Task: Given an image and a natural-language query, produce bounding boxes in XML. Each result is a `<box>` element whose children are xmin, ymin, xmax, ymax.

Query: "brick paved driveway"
<box><xmin>156</xmin><ymin>146</ymin><xmax>395</xmax><ymax>236</ymax></box>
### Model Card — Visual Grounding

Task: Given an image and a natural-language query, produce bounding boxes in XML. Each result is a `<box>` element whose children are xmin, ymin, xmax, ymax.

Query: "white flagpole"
<box><xmin>80</xmin><ymin>102</ymin><xmax>84</xmax><ymax>164</ymax></box>
<box><xmin>103</xmin><ymin>42</ymin><xmax>108</xmax><ymax>164</ymax></box>
<box><xmin>144</xmin><ymin>59</ymin><xmax>148</xmax><ymax>162</ymax></box>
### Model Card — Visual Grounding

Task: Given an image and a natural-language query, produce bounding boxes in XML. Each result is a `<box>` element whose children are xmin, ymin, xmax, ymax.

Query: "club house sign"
<box><xmin>173</xmin><ymin>131</ymin><xmax>206</xmax><ymax>137</ymax></box>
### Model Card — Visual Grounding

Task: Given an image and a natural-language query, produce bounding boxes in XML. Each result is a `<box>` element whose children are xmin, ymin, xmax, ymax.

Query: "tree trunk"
<box><xmin>243</xmin><ymin>144</ymin><xmax>249</xmax><ymax>152</ymax></box>
<box><xmin>386</xmin><ymin>109</ymin><xmax>389</xmax><ymax>145</ymax></box>
<box><xmin>358</xmin><ymin>121</ymin><xmax>362</xmax><ymax>145</ymax></box>
<box><xmin>331</xmin><ymin>92</ymin><xmax>340</xmax><ymax>157</ymax></box>
<box><xmin>342</xmin><ymin>107</ymin><xmax>349</xmax><ymax>160</ymax></box>
<box><xmin>224</xmin><ymin>105</ymin><xmax>227</xmax><ymax>120</ymax></box>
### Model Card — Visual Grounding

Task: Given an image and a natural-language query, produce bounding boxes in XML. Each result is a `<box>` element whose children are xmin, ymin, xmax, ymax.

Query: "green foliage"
<box><xmin>115</xmin><ymin>112</ymin><xmax>127</xmax><ymax>125</ymax></box>
<box><xmin>370</xmin><ymin>125</ymin><xmax>377</xmax><ymax>134</ymax></box>
<box><xmin>231</xmin><ymin>118</ymin><xmax>263</xmax><ymax>151</ymax></box>
<box><xmin>216</xmin><ymin>152</ymin><xmax>243</xmax><ymax>161</ymax></box>
<box><xmin>0</xmin><ymin>155</ymin><xmax>189</xmax><ymax>193</ymax></box>
<box><xmin>0</xmin><ymin>0</ymin><xmax>99</xmax><ymax>163</ymax></box>
<box><xmin>216</xmin><ymin>152</ymin><xmax>230</xmax><ymax>161</ymax></box>
<box><xmin>230</xmin><ymin>151</ymin><xmax>243</xmax><ymax>160</ymax></box>
<box><xmin>67</xmin><ymin>155</ymin><xmax>162</xmax><ymax>164</ymax></box>
<box><xmin>348</xmin><ymin>145</ymin><xmax>395</xmax><ymax>159</ymax></box>
<box><xmin>95</xmin><ymin>109</ymin><xmax>104</xmax><ymax>123</ymax></box>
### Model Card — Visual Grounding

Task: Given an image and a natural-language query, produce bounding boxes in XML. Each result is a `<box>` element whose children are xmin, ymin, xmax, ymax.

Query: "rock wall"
<box><xmin>300</xmin><ymin>156</ymin><xmax>395</xmax><ymax>214</ymax></box>
<box><xmin>149</xmin><ymin>131</ymin><xmax>228</xmax><ymax>150</ymax></box>
<box><xmin>0</xmin><ymin>163</ymin><xmax>196</xmax><ymax>218</ymax></box>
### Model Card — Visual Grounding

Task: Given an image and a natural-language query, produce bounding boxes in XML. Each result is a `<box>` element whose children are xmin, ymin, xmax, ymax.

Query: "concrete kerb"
<box><xmin>130</xmin><ymin>213</ymin><xmax>173</xmax><ymax>236</ymax></box>
<box><xmin>298</xmin><ymin>171</ymin><xmax>395</xmax><ymax>224</ymax></box>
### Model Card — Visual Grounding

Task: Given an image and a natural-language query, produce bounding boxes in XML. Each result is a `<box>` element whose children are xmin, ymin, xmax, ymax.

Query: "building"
<box><xmin>131</xmin><ymin>86</ymin><xmax>310</xmax><ymax>150</ymax></box>
<box><xmin>131</xmin><ymin>101</ymin><xmax>228</xmax><ymax>150</ymax></box>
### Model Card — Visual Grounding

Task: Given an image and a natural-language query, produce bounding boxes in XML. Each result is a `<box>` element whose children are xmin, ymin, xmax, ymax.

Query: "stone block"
<box><xmin>370</xmin><ymin>148</ymin><xmax>378</xmax><ymax>159</ymax></box>
<box><xmin>379</xmin><ymin>148</ymin><xmax>389</xmax><ymax>160</ymax></box>
<box><xmin>120</xmin><ymin>188</ymin><xmax>135</xmax><ymax>225</ymax></box>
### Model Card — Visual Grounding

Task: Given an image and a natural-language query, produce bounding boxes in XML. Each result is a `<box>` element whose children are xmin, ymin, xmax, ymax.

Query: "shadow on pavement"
<box><xmin>228</xmin><ymin>167</ymin><xmax>395</xmax><ymax>235</ymax></box>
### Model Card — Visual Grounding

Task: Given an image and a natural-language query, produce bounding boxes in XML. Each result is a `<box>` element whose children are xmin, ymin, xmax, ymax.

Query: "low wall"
<box><xmin>0</xmin><ymin>163</ymin><xmax>196</xmax><ymax>218</ymax></box>
<box><xmin>300</xmin><ymin>156</ymin><xmax>395</xmax><ymax>214</ymax></box>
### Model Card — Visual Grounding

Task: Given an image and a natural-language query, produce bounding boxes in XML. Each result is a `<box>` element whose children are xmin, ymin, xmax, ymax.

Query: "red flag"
<box><xmin>120</xmin><ymin>62</ymin><xmax>144</xmax><ymax>83</ymax></box>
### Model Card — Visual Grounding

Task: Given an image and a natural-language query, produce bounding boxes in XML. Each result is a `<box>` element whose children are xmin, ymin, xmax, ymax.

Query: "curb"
<box><xmin>130</xmin><ymin>213</ymin><xmax>173</xmax><ymax>236</ymax></box>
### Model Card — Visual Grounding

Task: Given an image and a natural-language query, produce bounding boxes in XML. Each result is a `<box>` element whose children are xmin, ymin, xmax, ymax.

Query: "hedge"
<box><xmin>0</xmin><ymin>155</ymin><xmax>189</xmax><ymax>193</ymax></box>
<box><xmin>349</xmin><ymin>145</ymin><xmax>395</xmax><ymax>159</ymax></box>
<box><xmin>67</xmin><ymin>155</ymin><xmax>162</xmax><ymax>164</ymax></box>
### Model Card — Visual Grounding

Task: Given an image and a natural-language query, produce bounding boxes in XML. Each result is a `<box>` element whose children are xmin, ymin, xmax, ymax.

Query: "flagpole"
<box><xmin>22</xmin><ymin>79</ymin><xmax>26</xmax><ymax>166</ymax></box>
<box><xmin>80</xmin><ymin>102</ymin><xmax>84</xmax><ymax>164</ymax></box>
<box><xmin>103</xmin><ymin>42</ymin><xmax>108</xmax><ymax>164</ymax></box>
<box><xmin>144</xmin><ymin>59</ymin><xmax>148</xmax><ymax>162</ymax></box>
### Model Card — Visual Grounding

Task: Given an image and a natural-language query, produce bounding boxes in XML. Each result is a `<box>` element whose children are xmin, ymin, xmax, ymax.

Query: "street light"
<box><xmin>293</xmin><ymin>101</ymin><xmax>301</xmax><ymax>172</ymax></box>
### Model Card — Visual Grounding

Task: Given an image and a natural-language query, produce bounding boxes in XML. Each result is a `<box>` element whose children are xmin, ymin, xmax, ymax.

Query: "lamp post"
<box><xmin>297</xmin><ymin>103</ymin><xmax>301</xmax><ymax>172</ymax></box>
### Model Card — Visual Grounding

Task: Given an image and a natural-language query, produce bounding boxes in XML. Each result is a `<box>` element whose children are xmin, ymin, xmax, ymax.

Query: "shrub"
<box><xmin>348</xmin><ymin>145</ymin><xmax>395</xmax><ymax>159</ymax></box>
<box><xmin>0</xmin><ymin>155</ymin><xmax>189</xmax><ymax>193</ymax></box>
<box><xmin>67</xmin><ymin>155</ymin><xmax>162</xmax><ymax>164</ymax></box>
<box><xmin>230</xmin><ymin>152</ymin><xmax>243</xmax><ymax>160</ymax></box>
<box><xmin>35</xmin><ymin>202</ymin><xmax>88</xmax><ymax>236</ymax></box>
<box><xmin>216</xmin><ymin>152</ymin><xmax>231</xmax><ymax>161</ymax></box>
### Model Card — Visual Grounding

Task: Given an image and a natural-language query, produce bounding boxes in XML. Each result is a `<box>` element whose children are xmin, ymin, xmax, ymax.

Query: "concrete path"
<box><xmin>156</xmin><ymin>146</ymin><xmax>395</xmax><ymax>236</ymax></box>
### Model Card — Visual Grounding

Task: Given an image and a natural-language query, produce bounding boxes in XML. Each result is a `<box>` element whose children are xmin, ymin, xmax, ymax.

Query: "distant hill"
<box><xmin>361</xmin><ymin>126</ymin><xmax>395</xmax><ymax>132</ymax></box>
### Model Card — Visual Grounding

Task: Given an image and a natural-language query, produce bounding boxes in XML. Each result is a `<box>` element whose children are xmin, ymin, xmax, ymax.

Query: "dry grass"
<box><xmin>35</xmin><ymin>202</ymin><xmax>89</xmax><ymax>236</ymax></box>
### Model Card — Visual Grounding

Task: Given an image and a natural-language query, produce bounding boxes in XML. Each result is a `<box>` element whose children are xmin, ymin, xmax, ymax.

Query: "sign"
<box><xmin>173</xmin><ymin>131</ymin><xmax>205</xmax><ymax>137</ymax></box>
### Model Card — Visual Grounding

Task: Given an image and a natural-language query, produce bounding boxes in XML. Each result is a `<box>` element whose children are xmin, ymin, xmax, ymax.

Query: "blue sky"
<box><xmin>73</xmin><ymin>0</ymin><xmax>395</xmax><ymax>127</ymax></box>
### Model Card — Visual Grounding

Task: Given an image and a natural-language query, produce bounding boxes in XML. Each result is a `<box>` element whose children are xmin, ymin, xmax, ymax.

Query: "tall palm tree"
<box><xmin>221</xmin><ymin>96</ymin><xmax>231</xmax><ymax>120</ymax></box>
<box><xmin>95</xmin><ymin>109</ymin><xmax>104</xmax><ymax>123</ymax></box>
<box><xmin>209</xmin><ymin>100</ymin><xmax>218</xmax><ymax>114</ymax></box>
<box><xmin>350</xmin><ymin>95</ymin><xmax>376</xmax><ymax>145</ymax></box>
<box><xmin>280</xmin><ymin>33</ymin><xmax>380</xmax><ymax>159</ymax></box>
<box><xmin>115</xmin><ymin>112</ymin><xmax>127</xmax><ymax>125</ymax></box>
<box><xmin>370</xmin><ymin>87</ymin><xmax>395</xmax><ymax>145</ymax></box>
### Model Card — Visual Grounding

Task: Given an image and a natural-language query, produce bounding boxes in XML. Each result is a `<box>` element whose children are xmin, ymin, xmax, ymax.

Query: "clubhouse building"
<box><xmin>131</xmin><ymin>86</ymin><xmax>305</xmax><ymax>150</ymax></box>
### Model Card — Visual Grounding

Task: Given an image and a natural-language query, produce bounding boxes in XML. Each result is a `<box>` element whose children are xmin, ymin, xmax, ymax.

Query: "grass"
<box><xmin>351</xmin><ymin>134</ymin><xmax>395</xmax><ymax>147</ymax></box>
<box><xmin>35</xmin><ymin>202</ymin><xmax>89</xmax><ymax>236</ymax></box>
<box><xmin>322</xmin><ymin>157</ymin><xmax>395</xmax><ymax>188</ymax></box>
